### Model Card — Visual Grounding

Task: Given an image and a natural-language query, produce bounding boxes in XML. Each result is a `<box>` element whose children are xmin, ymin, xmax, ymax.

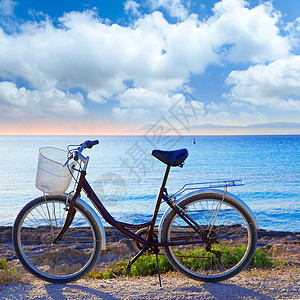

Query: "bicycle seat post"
<box><xmin>147</xmin><ymin>165</ymin><xmax>171</xmax><ymax>242</ymax></box>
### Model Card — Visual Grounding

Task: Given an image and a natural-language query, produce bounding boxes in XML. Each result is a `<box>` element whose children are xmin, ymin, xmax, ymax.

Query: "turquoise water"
<box><xmin>0</xmin><ymin>135</ymin><xmax>299</xmax><ymax>232</ymax></box>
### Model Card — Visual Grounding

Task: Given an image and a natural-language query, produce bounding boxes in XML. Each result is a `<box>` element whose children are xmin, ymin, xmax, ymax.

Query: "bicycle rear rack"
<box><xmin>170</xmin><ymin>180</ymin><xmax>244</xmax><ymax>200</ymax></box>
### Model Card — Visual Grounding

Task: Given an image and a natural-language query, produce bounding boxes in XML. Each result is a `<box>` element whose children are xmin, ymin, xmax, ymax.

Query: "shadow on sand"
<box><xmin>42</xmin><ymin>280</ymin><xmax>276</xmax><ymax>300</ymax></box>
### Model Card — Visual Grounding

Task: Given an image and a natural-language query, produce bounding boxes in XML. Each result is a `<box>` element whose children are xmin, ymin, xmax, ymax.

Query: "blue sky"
<box><xmin>0</xmin><ymin>0</ymin><xmax>299</xmax><ymax>134</ymax></box>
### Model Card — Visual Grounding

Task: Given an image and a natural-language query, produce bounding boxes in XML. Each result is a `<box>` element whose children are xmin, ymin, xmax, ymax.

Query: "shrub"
<box><xmin>85</xmin><ymin>246</ymin><xmax>280</xmax><ymax>280</ymax></box>
<box><xmin>0</xmin><ymin>259</ymin><xmax>23</xmax><ymax>285</ymax></box>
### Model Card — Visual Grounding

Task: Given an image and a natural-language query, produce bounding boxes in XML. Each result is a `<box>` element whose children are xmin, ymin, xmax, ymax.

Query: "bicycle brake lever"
<box><xmin>64</xmin><ymin>151</ymin><xmax>79</xmax><ymax>166</ymax></box>
<box><xmin>73</xmin><ymin>151</ymin><xmax>79</xmax><ymax>161</ymax></box>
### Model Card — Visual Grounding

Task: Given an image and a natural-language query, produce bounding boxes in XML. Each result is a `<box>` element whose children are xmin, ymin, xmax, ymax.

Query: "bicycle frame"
<box><xmin>55</xmin><ymin>164</ymin><xmax>206</xmax><ymax>248</ymax></box>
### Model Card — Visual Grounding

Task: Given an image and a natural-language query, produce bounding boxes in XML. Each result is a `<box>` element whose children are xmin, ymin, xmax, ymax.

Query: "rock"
<box><xmin>106</xmin><ymin>241</ymin><xmax>130</xmax><ymax>255</ymax></box>
<box><xmin>1</xmin><ymin>226</ymin><xmax>300</xmax><ymax>267</ymax></box>
<box><xmin>268</xmin><ymin>244</ymin><xmax>287</xmax><ymax>257</ymax></box>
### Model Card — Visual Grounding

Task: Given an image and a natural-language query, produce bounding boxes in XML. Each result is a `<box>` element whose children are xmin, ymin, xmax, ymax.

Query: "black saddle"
<box><xmin>151</xmin><ymin>148</ymin><xmax>188</xmax><ymax>167</ymax></box>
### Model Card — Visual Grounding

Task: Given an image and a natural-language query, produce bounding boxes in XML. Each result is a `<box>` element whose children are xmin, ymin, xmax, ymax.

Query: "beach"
<box><xmin>0</xmin><ymin>226</ymin><xmax>299</xmax><ymax>299</ymax></box>
<box><xmin>0</xmin><ymin>266</ymin><xmax>299</xmax><ymax>300</ymax></box>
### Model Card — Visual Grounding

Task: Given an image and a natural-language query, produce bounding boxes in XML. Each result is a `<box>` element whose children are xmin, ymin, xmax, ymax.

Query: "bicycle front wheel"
<box><xmin>13</xmin><ymin>195</ymin><xmax>101</xmax><ymax>284</ymax></box>
<box><xmin>161</xmin><ymin>193</ymin><xmax>257</xmax><ymax>282</ymax></box>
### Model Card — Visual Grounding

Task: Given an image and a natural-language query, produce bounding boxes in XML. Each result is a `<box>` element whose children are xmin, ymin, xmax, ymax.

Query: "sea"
<box><xmin>0</xmin><ymin>135</ymin><xmax>299</xmax><ymax>232</ymax></box>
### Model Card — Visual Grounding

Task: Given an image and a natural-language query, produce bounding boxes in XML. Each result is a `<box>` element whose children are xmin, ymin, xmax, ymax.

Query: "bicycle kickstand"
<box><xmin>154</xmin><ymin>247</ymin><xmax>162</xmax><ymax>288</ymax></box>
<box><xmin>126</xmin><ymin>244</ymin><xmax>162</xmax><ymax>288</ymax></box>
<box><xmin>126</xmin><ymin>243</ymin><xmax>150</xmax><ymax>275</ymax></box>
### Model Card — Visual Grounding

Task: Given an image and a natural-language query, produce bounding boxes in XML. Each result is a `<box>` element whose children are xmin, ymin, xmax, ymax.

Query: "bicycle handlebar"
<box><xmin>65</xmin><ymin>140</ymin><xmax>99</xmax><ymax>165</ymax></box>
<box><xmin>79</xmin><ymin>140</ymin><xmax>99</xmax><ymax>151</ymax></box>
<box><xmin>76</xmin><ymin>140</ymin><xmax>99</xmax><ymax>159</ymax></box>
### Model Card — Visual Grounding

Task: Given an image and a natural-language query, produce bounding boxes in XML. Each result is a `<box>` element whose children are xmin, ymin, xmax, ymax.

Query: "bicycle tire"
<box><xmin>13</xmin><ymin>195</ymin><xmax>101</xmax><ymax>284</ymax></box>
<box><xmin>161</xmin><ymin>193</ymin><xmax>257</xmax><ymax>282</ymax></box>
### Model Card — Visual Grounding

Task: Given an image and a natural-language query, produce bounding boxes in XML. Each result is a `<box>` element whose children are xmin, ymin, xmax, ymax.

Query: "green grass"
<box><xmin>85</xmin><ymin>246</ymin><xmax>281</xmax><ymax>280</ymax></box>
<box><xmin>85</xmin><ymin>256</ymin><xmax>174</xmax><ymax>280</ymax></box>
<box><xmin>173</xmin><ymin>245</ymin><xmax>274</xmax><ymax>271</ymax></box>
<box><xmin>0</xmin><ymin>259</ymin><xmax>23</xmax><ymax>285</ymax></box>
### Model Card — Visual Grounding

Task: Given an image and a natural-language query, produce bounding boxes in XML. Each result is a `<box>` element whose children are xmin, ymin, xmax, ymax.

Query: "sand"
<box><xmin>0</xmin><ymin>266</ymin><xmax>299</xmax><ymax>300</ymax></box>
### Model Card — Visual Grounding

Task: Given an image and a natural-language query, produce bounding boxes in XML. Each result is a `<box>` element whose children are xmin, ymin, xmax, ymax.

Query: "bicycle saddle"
<box><xmin>151</xmin><ymin>148</ymin><xmax>189</xmax><ymax>167</ymax></box>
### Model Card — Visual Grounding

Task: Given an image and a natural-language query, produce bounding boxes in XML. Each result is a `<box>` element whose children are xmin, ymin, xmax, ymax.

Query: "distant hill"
<box><xmin>246</xmin><ymin>122</ymin><xmax>300</xmax><ymax>128</ymax></box>
<box><xmin>123</xmin><ymin>122</ymin><xmax>300</xmax><ymax>135</ymax></box>
<box><xmin>182</xmin><ymin>122</ymin><xmax>300</xmax><ymax>130</ymax></box>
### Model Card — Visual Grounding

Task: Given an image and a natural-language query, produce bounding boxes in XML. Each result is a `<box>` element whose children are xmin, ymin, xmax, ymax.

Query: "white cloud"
<box><xmin>226</xmin><ymin>55</ymin><xmax>300</xmax><ymax>110</ymax></box>
<box><xmin>117</xmin><ymin>87</ymin><xmax>175</xmax><ymax>109</ymax></box>
<box><xmin>0</xmin><ymin>81</ymin><xmax>85</xmax><ymax>118</ymax></box>
<box><xmin>206</xmin><ymin>101</ymin><xmax>227</xmax><ymax>111</ymax></box>
<box><xmin>0</xmin><ymin>0</ymin><xmax>295</xmax><ymax>123</ymax></box>
<box><xmin>147</xmin><ymin>0</ymin><xmax>189</xmax><ymax>21</ymax></box>
<box><xmin>285</xmin><ymin>17</ymin><xmax>300</xmax><ymax>49</ymax></box>
<box><xmin>210</xmin><ymin>0</ymin><xmax>290</xmax><ymax>63</ymax></box>
<box><xmin>202</xmin><ymin>109</ymin><xmax>267</xmax><ymax>126</ymax></box>
<box><xmin>113</xmin><ymin>88</ymin><xmax>208</xmax><ymax>127</ymax></box>
<box><xmin>0</xmin><ymin>0</ymin><xmax>16</xmax><ymax>16</ymax></box>
<box><xmin>113</xmin><ymin>88</ymin><xmax>183</xmax><ymax>123</ymax></box>
<box><xmin>124</xmin><ymin>0</ymin><xmax>141</xmax><ymax>17</ymax></box>
<box><xmin>87</xmin><ymin>91</ymin><xmax>107</xmax><ymax>104</ymax></box>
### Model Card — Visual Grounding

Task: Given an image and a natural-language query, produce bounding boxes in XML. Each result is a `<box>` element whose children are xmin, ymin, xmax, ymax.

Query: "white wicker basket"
<box><xmin>35</xmin><ymin>147</ymin><xmax>76</xmax><ymax>195</ymax></box>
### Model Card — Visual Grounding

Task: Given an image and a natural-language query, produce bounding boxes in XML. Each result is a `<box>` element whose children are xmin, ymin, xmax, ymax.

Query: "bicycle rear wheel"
<box><xmin>13</xmin><ymin>195</ymin><xmax>101</xmax><ymax>283</ymax></box>
<box><xmin>161</xmin><ymin>193</ymin><xmax>257</xmax><ymax>282</ymax></box>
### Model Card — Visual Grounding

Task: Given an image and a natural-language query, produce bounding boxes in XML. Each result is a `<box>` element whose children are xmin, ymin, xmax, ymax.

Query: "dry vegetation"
<box><xmin>0</xmin><ymin>259</ymin><xmax>23</xmax><ymax>285</ymax></box>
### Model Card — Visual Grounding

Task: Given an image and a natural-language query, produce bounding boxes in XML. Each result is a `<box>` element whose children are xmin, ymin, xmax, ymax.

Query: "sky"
<box><xmin>0</xmin><ymin>0</ymin><xmax>299</xmax><ymax>135</ymax></box>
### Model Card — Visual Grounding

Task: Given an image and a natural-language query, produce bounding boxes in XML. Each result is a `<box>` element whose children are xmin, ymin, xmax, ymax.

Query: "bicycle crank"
<box><xmin>132</xmin><ymin>227</ymin><xmax>158</xmax><ymax>254</ymax></box>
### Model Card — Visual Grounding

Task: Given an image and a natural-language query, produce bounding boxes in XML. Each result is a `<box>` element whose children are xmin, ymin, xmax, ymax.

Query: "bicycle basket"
<box><xmin>35</xmin><ymin>147</ymin><xmax>76</xmax><ymax>195</ymax></box>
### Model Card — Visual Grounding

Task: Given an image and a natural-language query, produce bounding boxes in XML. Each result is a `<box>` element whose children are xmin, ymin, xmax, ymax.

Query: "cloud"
<box><xmin>210</xmin><ymin>0</ymin><xmax>290</xmax><ymax>63</ymax></box>
<box><xmin>0</xmin><ymin>0</ymin><xmax>296</xmax><ymax>124</ymax></box>
<box><xmin>113</xmin><ymin>88</ymin><xmax>208</xmax><ymax>127</ymax></box>
<box><xmin>206</xmin><ymin>101</ymin><xmax>227</xmax><ymax>111</ymax></box>
<box><xmin>0</xmin><ymin>0</ymin><xmax>16</xmax><ymax>16</ymax></box>
<box><xmin>0</xmin><ymin>81</ymin><xmax>85</xmax><ymax>118</ymax></box>
<box><xmin>124</xmin><ymin>0</ymin><xmax>141</xmax><ymax>17</ymax></box>
<box><xmin>285</xmin><ymin>17</ymin><xmax>300</xmax><ymax>49</ymax></box>
<box><xmin>226</xmin><ymin>55</ymin><xmax>300</xmax><ymax>110</ymax></box>
<box><xmin>0</xmin><ymin>0</ymin><xmax>17</xmax><ymax>32</ymax></box>
<box><xmin>200</xmin><ymin>108</ymin><xmax>268</xmax><ymax>127</ymax></box>
<box><xmin>117</xmin><ymin>87</ymin><xmax>177</xmax><ymax>109</ymax></box>
<box><xmin>147</xmin><ymin>0</ymin><xmax>189</xmax><ymax>21</ymax></box>
<box><xmin>113</xmin><ymin>88</ymin><xmax>184</xmax><ymax>123</ymax></box>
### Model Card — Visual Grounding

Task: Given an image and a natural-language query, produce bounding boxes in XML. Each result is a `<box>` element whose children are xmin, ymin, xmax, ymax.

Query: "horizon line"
<box><xmin>1</xmin><ymin>132</ymin><xmax>300</xmax><ymax>136</ymax></box>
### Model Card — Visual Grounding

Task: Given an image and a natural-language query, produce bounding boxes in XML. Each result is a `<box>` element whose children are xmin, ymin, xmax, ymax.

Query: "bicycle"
<box><xmin>13</xmin><ymin>140</ymin><xmax>258</xmax><ymax>285</ymax></box>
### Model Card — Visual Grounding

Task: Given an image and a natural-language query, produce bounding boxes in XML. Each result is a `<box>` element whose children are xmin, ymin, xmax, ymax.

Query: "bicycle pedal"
<box><xmin>126</xmin><ymin>262</ymin><xmax>132</xmax><ymax>275</ymax></box>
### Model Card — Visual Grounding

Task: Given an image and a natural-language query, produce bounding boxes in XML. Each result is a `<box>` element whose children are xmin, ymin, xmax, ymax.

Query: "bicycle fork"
<box><xmin>52</xmin><ymin>168</ymin><xmax>89</xmax><ymax>243</ymax></box>
<box><xmin>52</xmin><ymin>196</ymin><xmax>77</xmax><ymax>243</ymax></box>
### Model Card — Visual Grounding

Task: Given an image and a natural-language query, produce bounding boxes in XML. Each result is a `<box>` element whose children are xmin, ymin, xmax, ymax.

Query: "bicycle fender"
<box><xmin>157</xmin><ymin>189</ymin><xmax>259</xmax><ymax>242</ymax></box>
<box><xmin>74</xmin><ymin>197</ymin><xmax>106</xmax><ymax>250</ymax></box>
